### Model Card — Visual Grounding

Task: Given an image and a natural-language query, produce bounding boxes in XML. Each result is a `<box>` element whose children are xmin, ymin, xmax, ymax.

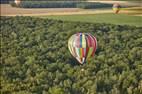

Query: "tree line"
<box><xmin>1</xmin><ymin>16</ymin><xmax>142</xmax><ymax>94</ymax></box>
<box><xmin>10</xmin><ymin>1</ymin><xmax>112</xmax><ymax>9</ymax></box>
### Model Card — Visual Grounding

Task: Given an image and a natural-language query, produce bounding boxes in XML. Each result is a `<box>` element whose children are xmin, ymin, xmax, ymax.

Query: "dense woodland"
<box><xmin>0</xmin><ymin>0</ymin><xmax>141</xmax><ymax>4</ymax></box>
<box><xmin>0</xmin><ymin>0</ymin><xmax>85</xmax><ymax>4</ymax></box>
<box><xmin>10</xmin><ymin>1</ymin><xmax>112</xmax><ymax>9</ymax></box>
<box><xmin>1</xmin><ymin>16</ymin><xmax>142</xmax><ymax>94</ymax></box>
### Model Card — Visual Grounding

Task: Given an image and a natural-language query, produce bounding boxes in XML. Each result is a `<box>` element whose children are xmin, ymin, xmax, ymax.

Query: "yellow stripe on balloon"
<box><xmin>113</xmin><ymin>8</ymin><xmax>120</xmax><ymax>11</ymax></box>
<box><xmin>80</xmin><ymin>48</ymin><xmax>83</xmax><ymax>58</ymax></box>
<box><xmin>82</xmin><ymin>34</ymin><xmax>86</xmax><ymax>48</ymax></box>
<box><xmin>87</xmin><ymin>47</ymin><xmax>93</xmax><ymax>59</ymax></box>
<box><xmin>113</xmin><ymin>8</ymin><xmax>119</xmax><ymax>10</ymax></box>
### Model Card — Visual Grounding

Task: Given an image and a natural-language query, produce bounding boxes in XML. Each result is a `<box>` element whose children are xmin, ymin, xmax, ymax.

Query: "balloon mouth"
<box><xmin>76</xmin><ymin>57</ymin><xmax>86</xmax><ymax>65</ymax></box>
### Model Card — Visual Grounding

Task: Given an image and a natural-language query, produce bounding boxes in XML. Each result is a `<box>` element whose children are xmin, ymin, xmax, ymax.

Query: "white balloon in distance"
<box><xmin>15</xmin><ymin>0</ymin><xmax>21</xmax><ymax>6</ymax></box>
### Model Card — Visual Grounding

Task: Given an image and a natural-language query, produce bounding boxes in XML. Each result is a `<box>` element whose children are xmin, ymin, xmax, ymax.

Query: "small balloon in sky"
<box><xmin>15</xmin><ymin>0</ymin><xmax>21</xmax><ymax>6</ymax></box>
<box><xmin>113</xmin><ymin>3</ymin><xmax>121</xmax><ymax>14</ymax></box>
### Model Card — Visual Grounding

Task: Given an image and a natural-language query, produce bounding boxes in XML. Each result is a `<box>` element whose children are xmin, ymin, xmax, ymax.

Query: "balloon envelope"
<box><xmin>113</xmin><ymin>3</ymin><xmax>121</xmax><ymax>14</ymax></box>
<box><xmin>68</xmin><ymin>33</ymin><xmax>97</xmax><ymax>64</ymax></box>
<box><xmin>15</xmin><ymin>0</ymin><xmax>21</xmax><ymax>5</ymax></box>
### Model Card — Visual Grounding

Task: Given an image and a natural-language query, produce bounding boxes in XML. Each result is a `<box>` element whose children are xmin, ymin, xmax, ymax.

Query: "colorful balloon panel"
<box><xmin>68</xmin><ymin>33</ymin><xmax>97</xmax><ymax>64</ymax></box>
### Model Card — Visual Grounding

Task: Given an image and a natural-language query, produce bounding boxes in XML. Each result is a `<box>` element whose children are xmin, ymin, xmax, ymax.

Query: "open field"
<box><xmin>43</xmin><ymin>13</ymin><xmax>142</xmax><ymax>27</ymax></box>
<box><xmin>121</xmin><ymin>7</ymin><xmax>142</xmax><ymax>16</ymax></box>
<box><xmin>1</xmin><ymin>2</ymin><xmax>141</xmax><ymax>27</ymax></box>
<box><xmin>0</xmin><ymin>0</ymin><xmax>141</xmax><ymax>16</ymax></box>
<box><xmin>0</xmin><ymin>4</ymin><xmax>81</xmax><ymax>16</ymax></box>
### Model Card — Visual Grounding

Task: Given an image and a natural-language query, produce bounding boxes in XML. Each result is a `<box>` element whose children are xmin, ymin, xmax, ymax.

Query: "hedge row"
<box><xmin>10</xmin><ymin>1</ymin><xmax>112</xmax><ymax>9</ymax></box>
<box><xmin>0</xmin><ymin>0</ymin><xmax>9</xmax><ymax>4</ymax></box>
<box><xmin>77</xmin><ymin>2</ymin><xmax>112</xmax><ymax>9</ymax></box>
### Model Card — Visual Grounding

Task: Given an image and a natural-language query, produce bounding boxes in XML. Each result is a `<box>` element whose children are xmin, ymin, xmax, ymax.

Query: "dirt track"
<box><xmin>0</xmin><ymin>1</ymin><xmax>141</xmax><ymax>16</ymax></box>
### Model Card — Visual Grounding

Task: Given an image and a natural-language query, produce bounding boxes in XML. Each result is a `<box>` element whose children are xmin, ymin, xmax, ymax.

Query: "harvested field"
<box><xmin>0</xmin><ymin>4</ymin><xmax>82</xmax><ymax>16</ymax></box>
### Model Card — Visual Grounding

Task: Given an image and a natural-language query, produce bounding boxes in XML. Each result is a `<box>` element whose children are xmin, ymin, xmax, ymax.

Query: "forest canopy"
<box><xmin>1</xmin><ymin>16</ymin><xmax>142</xmax><ymax>94</ymax></box>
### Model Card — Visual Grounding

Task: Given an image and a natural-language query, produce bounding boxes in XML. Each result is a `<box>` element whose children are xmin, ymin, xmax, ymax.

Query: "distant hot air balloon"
<box><xmin>113</xmin><ymin>3</ymin><xmax>121</xmax><ymax>14</ymax></box>
<box><xmin>68</xmin><ymin>33</ymin><xmax>97</xmax><ymax>64</ymax></box>
<box><xmin>15</xmin><ymin>0</ymin><xmax>21</xmax><ymax>6</ymax></box>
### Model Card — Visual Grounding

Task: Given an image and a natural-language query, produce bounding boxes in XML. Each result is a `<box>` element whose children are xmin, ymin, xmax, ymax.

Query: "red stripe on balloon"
<box><xmin>74</xmin><ymin>35</ymin><xmax>80</xmax><ymax>48</ymax></box>
<box><xmin>85</xmin><ymin>36</ymin><xmax>88</xmax><ymax>48</ymax></box>
<box><xmin>85</xmin><ymin>47</ymin><xmax>89</xmax><ymax>59</ymax></box>
<box><xmin>86</xmin><ymin>35</ymin><xmax>91</xmax><ymax>47</ymax></box>
<box><xmin>91</xmin><ymin>35</ymin><xmax>97</xmax><ymax>56</ymax></box>
<box><xmin>88</xmin><ymin>34</ymin><xmax>93</xmax><ymax>47</ymax></box>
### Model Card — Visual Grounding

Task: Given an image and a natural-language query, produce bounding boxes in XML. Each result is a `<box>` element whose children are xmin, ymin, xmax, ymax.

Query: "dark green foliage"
<box><xmin>0</xmin><ymin>0</ymin><xmax>10</xmax><ymax>4</ymax></box>
<box><xmin>76</xmin><ymin>2</ymin><xmax>112</xmax><ymax>9</ymax></box>
<box><xmin>9</xmin><ymin>1</ymin><xmax>17</xmax><ymax>7</ymax></box>
<box><xmin>1</xmin><ymin>16</ymin><xmax>142</xmax><ymax>94</ymax></box>
<box><xmin>10</xmin><ymin>1</ymin><xmax>112</xmax><ymax>9</ymax></box>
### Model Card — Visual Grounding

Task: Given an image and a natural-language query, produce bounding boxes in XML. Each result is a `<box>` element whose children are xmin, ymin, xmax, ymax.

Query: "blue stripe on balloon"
<box><xmin>80</xmin><ymin>33</ymin><xmax>82</xmax><ymax>47</ymax></box>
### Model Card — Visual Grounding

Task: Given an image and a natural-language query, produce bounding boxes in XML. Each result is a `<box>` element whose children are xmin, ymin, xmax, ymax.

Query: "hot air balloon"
<box><xmin>15</xmin><ymin>0</ymin><xmax>21</xmax><ymax>6</ymax></box>
<box><xmin>113</xmin><ymin>3</ymin><xmax>121</xmax><ymax>14</ymax></box>
<box><xmin>68</xmin><ymin>33</ymin><xmax>97</xmax><ymax>64</ymax></box>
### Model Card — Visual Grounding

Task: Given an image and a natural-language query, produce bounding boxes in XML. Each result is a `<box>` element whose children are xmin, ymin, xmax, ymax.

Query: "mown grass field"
<box><xmin>43</xmin><ymin>13</ymin><xmax>142</xmax><ymax>27</ymax></box>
